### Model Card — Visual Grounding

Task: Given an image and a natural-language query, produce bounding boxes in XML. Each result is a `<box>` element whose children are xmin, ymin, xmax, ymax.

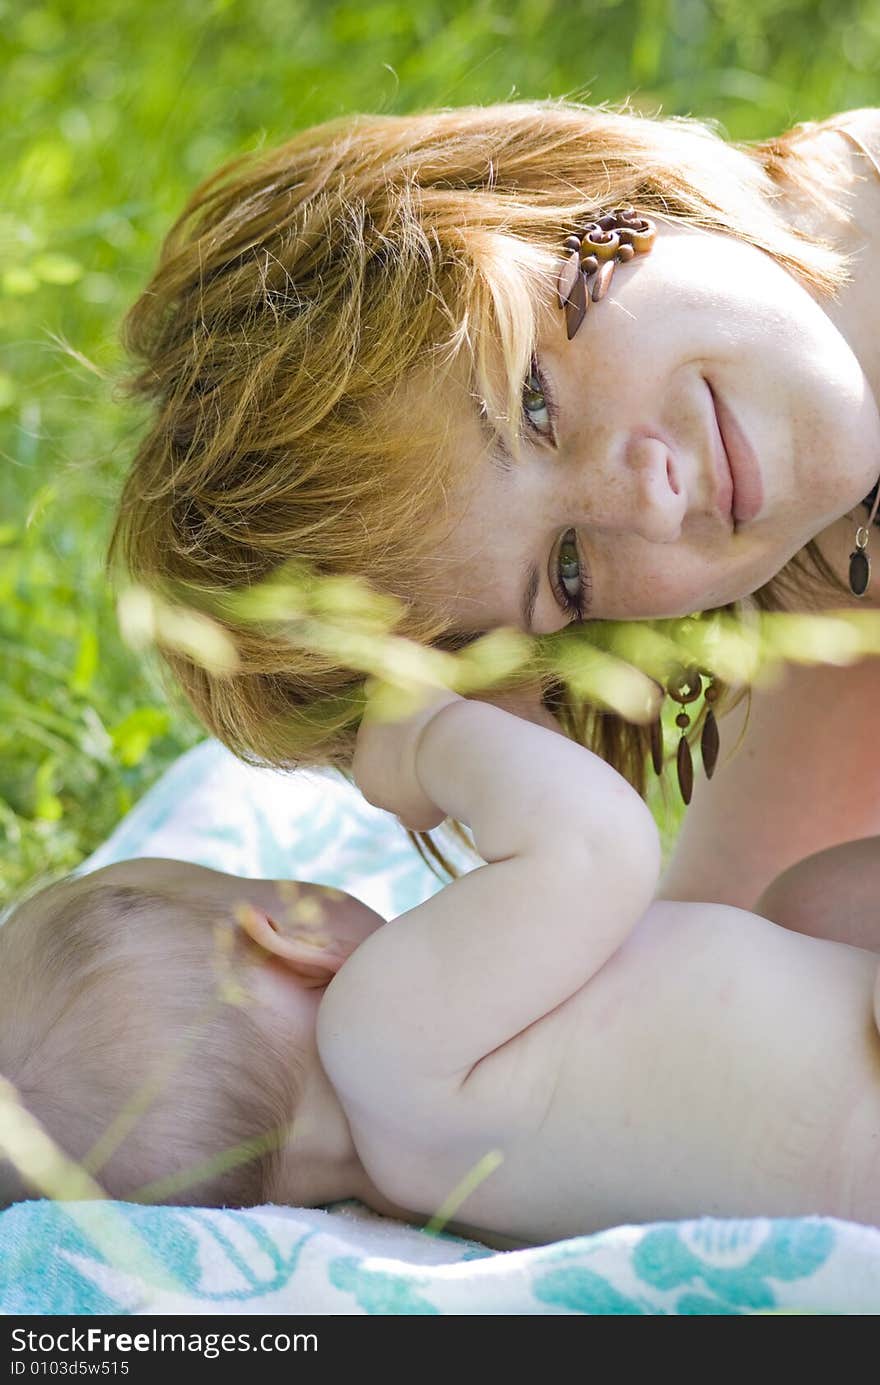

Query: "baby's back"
<box><xmin>388</xmin><ymin>904</ymin><xmax>880</xmax><ymax>1246</ymax></box>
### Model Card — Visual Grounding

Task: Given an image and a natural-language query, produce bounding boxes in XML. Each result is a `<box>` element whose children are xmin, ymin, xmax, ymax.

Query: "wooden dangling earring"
<box><xmin>648</xmin><ymin>680</ymin><xmax>665</xmax><ymax>778</ymax></box>
<box><xmin>850</xmin><ymin>484</ymin><xmax>880</xmax><ymax>597</ymax></box>
<box><xmin>666</xmin><ymin>668</ymin><xmax>703</xmax><ymax>806</ymax></box>
<box><xmin>649</xmin><ymin>713</ymin><xmax>665</xmax><ymax>777</ymax></box>
<box><xmin>850</xmin><ymin>524</ymin><xmax>872</xmax><ymax>597</ymax></box>
<box><xmin>652</xmin><ymin>671</ymin><xmax>721</xmax><ymax>797</ymax></box>
<box><xmin>701</xmin><ymin>677</ymin><xmax>721</xmax><ymax>779</ymax></box>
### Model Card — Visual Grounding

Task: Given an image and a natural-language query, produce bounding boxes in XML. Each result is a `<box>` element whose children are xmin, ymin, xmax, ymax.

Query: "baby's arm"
<box><xmin>318</xmin><ymin>696</ymin><xmax>660</xmax><ymax>1104</ymax></box>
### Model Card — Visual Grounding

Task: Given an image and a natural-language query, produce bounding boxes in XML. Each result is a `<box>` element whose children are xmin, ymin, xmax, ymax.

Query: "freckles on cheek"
<box><xmin>612</xmin><ymin>564</ymin><xmax>708</xmax><ymax>618</ymax></box>
<box><xmin>640</xmin><ymin>556</ymin><xmax>785</xmax><ymax>617</ymax></box>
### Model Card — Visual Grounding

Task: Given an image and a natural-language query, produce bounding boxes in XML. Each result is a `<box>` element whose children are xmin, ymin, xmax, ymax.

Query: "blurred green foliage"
<box><xmin>2</xmin><ymin>0</ymin><xmax>879</xmax><ymax>904</ymax></box>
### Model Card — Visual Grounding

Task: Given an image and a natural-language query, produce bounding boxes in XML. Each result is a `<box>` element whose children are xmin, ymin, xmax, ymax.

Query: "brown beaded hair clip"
<box><xmin>556</xmin><ymin>207</ymin><xmax>657</xmax><ymax>339</ymax></box>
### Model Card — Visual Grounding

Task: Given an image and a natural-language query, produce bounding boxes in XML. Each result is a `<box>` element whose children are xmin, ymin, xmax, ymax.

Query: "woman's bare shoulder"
<box><xmin>808</xmin><ymin>109</ymin><xmax>880</xmax><ymax>174</ymax></box>
<box><xmin>791</xmin><ymin>108</ymin><xmax>880</xmax><ymax>147</ymax></box>
<box><xmin>829</xmin><ymin>108</ymin><xmax>880</xmax><ymax>144</ymax></box>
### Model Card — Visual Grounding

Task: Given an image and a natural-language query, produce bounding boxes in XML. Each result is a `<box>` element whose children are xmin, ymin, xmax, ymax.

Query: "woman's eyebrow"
<box><xmin>476</xmin><ymin>396</ymin><xmax>515</xmax><ymax>472</ymax></box>
<box><xmin>521</xmin><ymin>562</ymin><xmax>540</xmax><ymax>633</ymax></box>
<box><xmin>476</xmin><ymin>411</ymin><xmax>539</xmax><ymax>628</ymax></box>
<box><xmin>491</xmin><ymin>433</ymin><xmax>514</xmax><ymax>471</ymax></box>
<box><xmin>474</xmin><ymin>396</ymin><xmax>538</xmax><ymax>628</ymax></box>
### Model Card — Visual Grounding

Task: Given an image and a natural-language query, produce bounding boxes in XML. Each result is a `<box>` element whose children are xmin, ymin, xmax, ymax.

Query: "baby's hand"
<box><xmin>353</xmin><ymin>682</ymin><xmax>463</xmax><ymax>831</ymax></box>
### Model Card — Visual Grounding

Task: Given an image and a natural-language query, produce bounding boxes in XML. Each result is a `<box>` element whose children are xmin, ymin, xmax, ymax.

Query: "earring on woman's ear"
<box><xmin>665</xmin><ymin>668</ymin><xmax>702</xmax><ymax>806</ymax></box>
<box><xmin>701</xmin><ymin>676</ymin><xmax>721</xmax><ymax>780</ymax></box>
<box><xmin>849</xmin><ymin>483</ymin><xmax>880</xmax><ymax>596</ymax></box>
<box><xmin>653</xmin><ymin>668</ymin><xmax>721</xmax><ymax>806</ymax></box>
<box><xmin>649</xmin><ymin>695</ymin><xmax>665</xmax><ymax>779</ymax></box>
<box><xmin>557</xmin><ymin>207</ymin><xmax>657</xmax><ymax>340</ymax></box>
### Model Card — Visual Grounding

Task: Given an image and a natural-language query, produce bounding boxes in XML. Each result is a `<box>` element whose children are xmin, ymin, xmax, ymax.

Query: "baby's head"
<box><xmin>0</xmin><ymin>859</ymin><xmax>383</xmax><ymax>1211</ymax></box>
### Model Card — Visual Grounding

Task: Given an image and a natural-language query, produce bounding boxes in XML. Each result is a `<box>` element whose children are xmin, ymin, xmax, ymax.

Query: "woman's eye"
<box><xmin>553</xmin><ymin>529</ymin><xmax>590</xmax><ymax>620</ymax></box>
<box><xmin>522</xmin><ymin>365</ymin><xmax>552</xmax><ymax>437</ymax></box>
<box><xmin>558</xmin><ymin>535</ymin><xmax>581</xmax><ymax>598</ymax></box>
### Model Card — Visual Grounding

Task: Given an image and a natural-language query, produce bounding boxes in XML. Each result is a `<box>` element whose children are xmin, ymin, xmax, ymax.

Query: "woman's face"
<box><xmin>422</xmin><ymin>224</ymin><xmax>880</xmax><ymax>634</ymax></box>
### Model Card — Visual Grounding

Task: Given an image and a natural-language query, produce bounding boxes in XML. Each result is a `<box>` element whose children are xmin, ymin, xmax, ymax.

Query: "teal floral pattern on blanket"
<box><xmin>1</xmin><ymin>1199</ymin><xmax>877</xmax><ymax>1315</ymax></box>
<box><xmin>630</xmin><ymin>1219</ymin><xmax>835</xmax><ymax>1313</ymax></box>
<box><xmin>3</xmin><ymin>740</ymin><xmax>879</xmax><ymax>1315</ymax></box>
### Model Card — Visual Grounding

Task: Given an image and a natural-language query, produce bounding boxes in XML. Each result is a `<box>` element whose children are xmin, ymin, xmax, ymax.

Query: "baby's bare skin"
<box><xmin>317</xmin><ymin>696</ymin><xmax>880</xmax><ymax>1245</ymax></box>
<box><xmin>419</xmin><ymin>904</ymin><xmax>878</xmax><ymax>1243</ymax></box>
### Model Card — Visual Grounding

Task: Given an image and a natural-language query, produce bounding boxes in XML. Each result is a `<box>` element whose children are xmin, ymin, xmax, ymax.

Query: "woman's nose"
<box><xmin>585</xmin><ymin>433</ymin><xmax>687</xmax><ymax>544</ymax></box>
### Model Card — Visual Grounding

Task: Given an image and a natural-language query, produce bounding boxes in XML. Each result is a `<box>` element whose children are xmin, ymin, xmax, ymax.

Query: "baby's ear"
<box><xmin>236</xmin><ymin>905</ymin><xmax>352</xmax><ymax>989</ymax></box>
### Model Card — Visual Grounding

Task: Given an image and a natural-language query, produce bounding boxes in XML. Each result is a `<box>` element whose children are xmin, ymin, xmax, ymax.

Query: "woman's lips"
<box><xmin>707</xmin><ymin>381</ymin><xmax>763</xmax><ymax>526</ymax></box>
<box><xmin>707</xmin><ymin>381</ymin><xmax>734</xmax><ymax>524</ymax></box>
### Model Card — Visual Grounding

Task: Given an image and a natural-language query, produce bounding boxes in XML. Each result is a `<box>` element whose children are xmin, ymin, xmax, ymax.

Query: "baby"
<box><xmin>2</xmin><ymin>693</ymin><xmax>879</xmax><ymax>1244</ymax></box>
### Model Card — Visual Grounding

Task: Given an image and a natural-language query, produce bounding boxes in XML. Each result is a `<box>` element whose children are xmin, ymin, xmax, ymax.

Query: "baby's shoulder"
<box><xmin>343</xmin><ymin>1007</ymin><xmax>570</xmax><ymax>1216</ymax></box>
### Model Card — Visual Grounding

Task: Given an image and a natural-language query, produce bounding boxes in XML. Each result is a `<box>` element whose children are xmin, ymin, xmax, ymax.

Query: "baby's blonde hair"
<box><xmin>111</xmin><ymin>99</ymin><xmax>848</xmax><ymax>792</ymax></box>
<box><xmin>0</xmin><ymin>877</ymin><xmax>300</xmax><ymax>1210</ymax></box>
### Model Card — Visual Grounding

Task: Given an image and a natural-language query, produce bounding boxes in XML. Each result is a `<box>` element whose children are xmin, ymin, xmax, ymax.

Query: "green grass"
<box><xmin>3</xmin><ymin>0</ymin><xmax>878</xmax><ymax>905</ymax></box>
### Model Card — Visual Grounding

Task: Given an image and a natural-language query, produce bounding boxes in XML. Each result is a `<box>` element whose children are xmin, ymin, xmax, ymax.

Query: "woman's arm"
<box><xmin>318</xmin><ymin>697</ymin><xmax>660</xmax><ymax>1103</ymax></box>
<box><xmin>659</xmin><ymin>656</ymin><xmax>880</xmax><ymax>909</ymax></box>
<box><xmin>755</xmin><ymin>834</ymin><xmax>880</xmax><ymax>951</ymax></box>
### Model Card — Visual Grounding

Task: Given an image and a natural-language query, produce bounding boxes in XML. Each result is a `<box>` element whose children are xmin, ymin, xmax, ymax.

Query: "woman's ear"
<box><xmin>236</xmin><ymin>904</ymin><xmax>353</xmax><ymax>989</ymax></box>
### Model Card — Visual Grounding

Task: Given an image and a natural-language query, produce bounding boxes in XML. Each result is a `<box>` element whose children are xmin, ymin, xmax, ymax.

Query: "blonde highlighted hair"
<box><xmin>112</xmin><ymin>100</ymin><xmax>850</xmax><ymax>791</ymax></box>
